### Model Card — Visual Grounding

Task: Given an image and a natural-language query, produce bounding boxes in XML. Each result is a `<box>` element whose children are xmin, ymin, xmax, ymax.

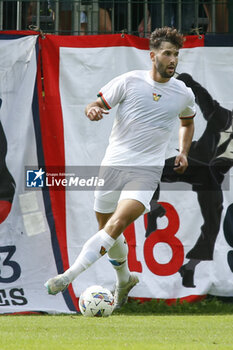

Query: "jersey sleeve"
<box><xmin>97</xmin><ymin>74</ymin><xmax>127</xmax><ymax>110</ymax></box>
<box><xmin>179</xmin><ymin>87</ymin><xmax>196</xmax><ymax>120</ymax></box>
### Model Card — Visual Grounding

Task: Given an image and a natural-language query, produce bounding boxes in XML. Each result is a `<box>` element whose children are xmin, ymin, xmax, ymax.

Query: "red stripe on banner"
<box><xmin>42</xmin><ymin>33</ymin><xmax>150</xmax><ymax>50</ymax></box>
<box><xmin>0</xmin><ymin>30</ymin><xmax>39</xmax><ymax>36</ymax></box>
<box><xmin>75</xmin><ymin>294</ymin><xmax>206</xmax><ymax>311</ymax></box>
<box><xmin>37</xmin><ymin>36</ymin><xmax>78</xmax><ymax>311</ymax></box>
<box><xmin>0</xmin><ymin>31</ymin><xmax>204</xmax><ymax>49</ymax></box>
<box><xmin>1</xmin><ymin>311</ymin><xmax>43</xmax><ymax>316</ymax></box>
<box><xmin>165</xmin><ymin>294</ymin><xmax>206</xmax><ymax>305</ymax></box>
<box><xmin>40</xmin><ymin>33</ymin><xmax>204</xmax><ymax>51</ymax></box>
<box><xmin>183</xmin><ymin>35</ymin><xmax>205</xmax><ymax>48</ymax></box>
<box><xmin>130</xmin><ymin>294</ymin><xmax>207</xmax><ymax>304</ymax></box>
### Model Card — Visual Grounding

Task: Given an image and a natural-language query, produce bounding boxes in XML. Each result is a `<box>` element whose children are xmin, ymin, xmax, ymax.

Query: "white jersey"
<box><xmin>98</xmin><ymin>70</ymin><xmax>195</xmax><ymax>167</ymax></box>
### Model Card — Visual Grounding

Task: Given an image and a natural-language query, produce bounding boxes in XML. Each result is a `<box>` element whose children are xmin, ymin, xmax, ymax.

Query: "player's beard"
<box><xmin>156</xmin><ymin>57</ymin><xmax>176</xmax><ymax>79</ymax></box>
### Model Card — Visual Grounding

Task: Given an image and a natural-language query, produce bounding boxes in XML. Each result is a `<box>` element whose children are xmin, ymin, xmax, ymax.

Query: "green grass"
<box><xmin>1</xmin><ymin>314</ymin><xmax>233</xmax><ymax>350</ymax></box>
<box><xmin>1</xmin><ymin>299</ymin><xmax>233</xmax><ymax>350</ymax></box>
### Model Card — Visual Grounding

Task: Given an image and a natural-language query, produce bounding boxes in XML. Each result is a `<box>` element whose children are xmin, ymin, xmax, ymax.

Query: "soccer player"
<box><xmin>45</xmin><ymin>27</ymin><xmax>195</xmax><ymax>309</ymax></box>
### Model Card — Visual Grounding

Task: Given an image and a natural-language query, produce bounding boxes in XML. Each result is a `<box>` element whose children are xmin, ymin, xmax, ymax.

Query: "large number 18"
<box><xmin>124</xmin><ymin>202</ymin><xmax>184</xmax><ymax>276</ymax></box>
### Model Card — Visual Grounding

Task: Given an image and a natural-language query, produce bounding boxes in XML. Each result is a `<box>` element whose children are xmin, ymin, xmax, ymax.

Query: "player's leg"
<box><xmin>44</xmin><ymin>225</ymin><xmax>116</xmax><ymax>295</ymax></box>
<box><xmin>44</xmin><ymin>200</ymin><xmax>117</xmax><ymax>295</ymax></box>
<box><xmin>107</xmin><ymin>185</ymin><xmax>159</xmax><ymax>307</ymax></box>
<box><xmin>108</xmin><ymin>234</ymin><xmax>130</xmax><ymax>286</ymax></box>
<box><xmin>104</xmin><ymin>199</ymin><xmax>145</xmax><ymax>308</ymax></box>
<box><xmin>108</xmin><ymin>233</ymin><xmax>139</xmax><ymax>309</ymax></box>
<box><xmin>44</xmin><ymin>197</ymin><xmax>144</xmax><ymax>295</ymax></box>
<box><xmin>96</xmin><ymin>208</ymin><xmax>139</xmax><ymax>310</ymax></box>
<box><xmin>95</xmin><ymin>211</ymin><xmax>113</xmax><ymax>230</ymax></box>
<box><xmin>104</xmin><ymin>198</ymin><xmax>145</xmax><ymax>238</ymax></box>
<box><xmin>96</xmin><ymin>208</ymin><xmax>139</xmax><ymax>308</ymax></box>
<box><xmin>44</xmin><ymin>168</ymin><xmax>120</xmax><ymax>295</ymax></box>
<box><xmin>96</xmin><ymin>211</ymin><xmax>132</xmax><ymax>287</ymax></box>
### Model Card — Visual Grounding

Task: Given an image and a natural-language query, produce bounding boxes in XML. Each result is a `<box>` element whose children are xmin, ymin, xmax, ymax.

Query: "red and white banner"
<box><xmin>0</xmin><ymin>32</ymin><xmax>232</xmax><ymax>313</ymax></box>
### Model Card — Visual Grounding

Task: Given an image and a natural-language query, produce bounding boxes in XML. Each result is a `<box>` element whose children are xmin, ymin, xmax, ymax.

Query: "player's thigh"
<box><xmin>115</xmin><ymin>198</ymin><xmax>145</xmax><ymax>223</ymax></box>
<box><xmin>94</xmin><ymin>190</ymin><xmax>119</xmax><ymax>229</ymax></box>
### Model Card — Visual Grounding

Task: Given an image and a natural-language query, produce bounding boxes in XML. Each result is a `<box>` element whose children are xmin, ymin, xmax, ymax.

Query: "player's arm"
<box><xmin>174</xmin><ymin>118</ymin><xmax>194</xmax><ymax>174</ymax></box>
<box><xmin>85</xmin><ymin>97</ymin><xmax>109</xmax><ymax>121</ymax></box>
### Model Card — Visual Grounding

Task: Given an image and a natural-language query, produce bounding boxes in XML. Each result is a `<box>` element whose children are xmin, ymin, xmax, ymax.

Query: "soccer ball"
<box><xmin>79</xmin><ymin>285</ymin><xmax>114</xmax><ymax>317</ymax></box>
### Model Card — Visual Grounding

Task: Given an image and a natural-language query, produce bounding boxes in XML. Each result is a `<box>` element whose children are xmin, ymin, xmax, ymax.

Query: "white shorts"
<box><xmin>94</xmin><ymin>166</ymin><xmax>161</xmax><ymax>214</ymax></box>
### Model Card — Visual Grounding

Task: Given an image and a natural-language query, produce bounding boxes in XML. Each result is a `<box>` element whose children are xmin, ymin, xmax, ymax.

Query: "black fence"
<box><xmin>1</xmin><ymin>0</ymin><xmax>232</xmax><ymax>35</ymax></box>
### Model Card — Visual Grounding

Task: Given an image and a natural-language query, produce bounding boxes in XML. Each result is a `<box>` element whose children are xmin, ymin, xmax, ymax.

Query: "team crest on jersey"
<box><xmin>153</xmin><ymin>93</ymin><xmax>162</xmax><ymax>101</ymax></box>
<box><xmin>100</xmin><ymin>246</ymin><xmax>107</xmax><ymax>256</ymax></box>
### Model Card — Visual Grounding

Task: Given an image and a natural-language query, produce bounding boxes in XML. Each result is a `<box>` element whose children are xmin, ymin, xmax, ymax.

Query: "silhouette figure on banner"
<box><xmin>0</xmin><ymin>98</ymin><xmax>16</xmax><ymax>223</ymax></box>
<box><xmin>146</xmin><ymin>73</ymin><xmax>233</xmax><ymax>288</ymax></box>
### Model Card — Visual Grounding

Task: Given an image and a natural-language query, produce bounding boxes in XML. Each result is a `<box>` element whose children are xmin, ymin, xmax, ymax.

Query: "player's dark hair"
<box><xmin>149</xmin><ymin>27</ymin><xmax>183</xmax><ymax>50</ymax></box>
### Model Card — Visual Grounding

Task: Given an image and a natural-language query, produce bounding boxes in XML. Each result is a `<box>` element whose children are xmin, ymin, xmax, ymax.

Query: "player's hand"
<box><xmin>86</xmin><ymin>106</ymin><xmax>109</xmax><ymax>121</ymax></box>
<box><xmin>173</xmin><ymin>153</ymin><xmax>188</xmax><ymax>174</ymax></box>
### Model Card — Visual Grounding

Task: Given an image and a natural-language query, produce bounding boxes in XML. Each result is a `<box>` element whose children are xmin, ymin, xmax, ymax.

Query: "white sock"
<box><xmin>63</xmin><ymin>229</ymin><xmax>115</xmax><ymax>283</ymax></box>
<box><xmin>108</xmin><ymin>234</ymin><xmax>130</xmax><ymax>286</ymax></box>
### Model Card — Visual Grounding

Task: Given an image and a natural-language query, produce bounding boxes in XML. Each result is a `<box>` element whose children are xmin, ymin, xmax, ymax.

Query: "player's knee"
<box><xmin>104</xmin><ymin>217</ymin><xmax>128</xmax><ymax>238</ymax></box>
